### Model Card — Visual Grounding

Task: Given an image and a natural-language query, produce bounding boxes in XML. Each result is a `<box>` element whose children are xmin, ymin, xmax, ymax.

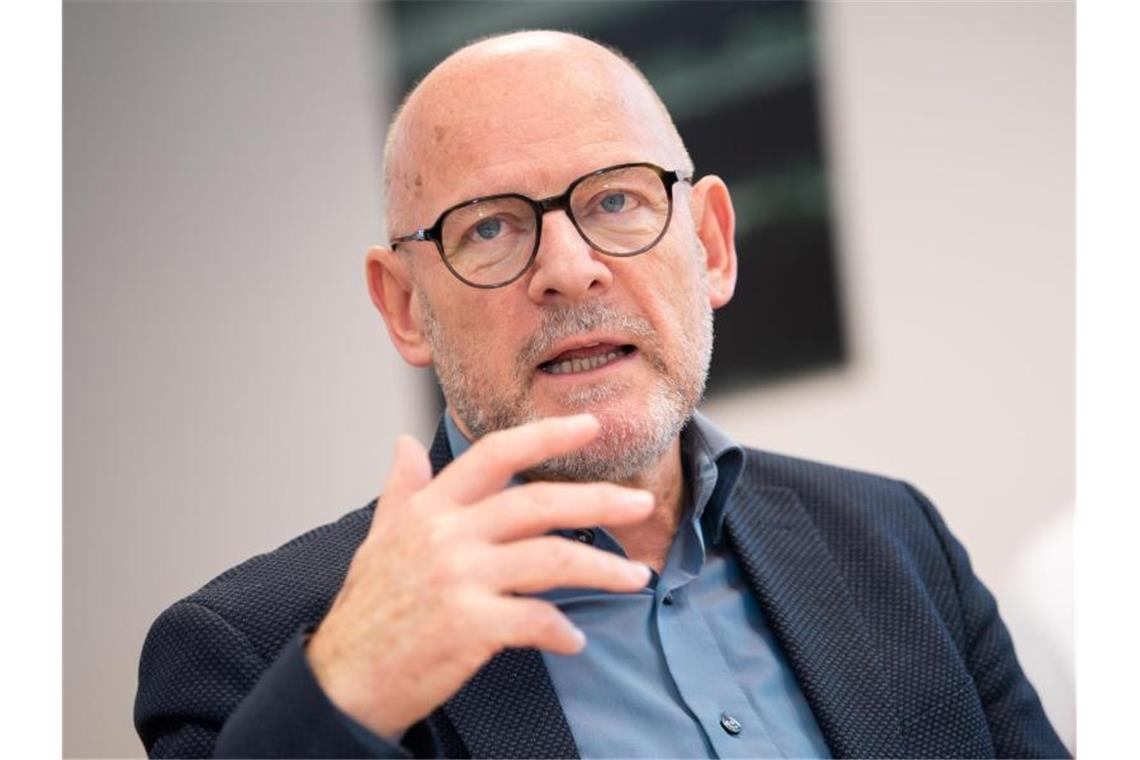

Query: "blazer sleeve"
<box><xmin>135</xmin><ymin>600</ymin><xmax>407</xmax><ymax>759</ymax></box>
<box><xmin>905</xmin><ymin>484</ymin><xmax>1071</xmax><ymax>759</ymax></box>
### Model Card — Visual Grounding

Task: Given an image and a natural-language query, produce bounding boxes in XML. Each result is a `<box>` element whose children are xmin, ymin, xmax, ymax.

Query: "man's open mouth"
<box><xmin>537</xmin><ymin>343</ymin><xmax>637</xmax><ymax>375</ymax></box>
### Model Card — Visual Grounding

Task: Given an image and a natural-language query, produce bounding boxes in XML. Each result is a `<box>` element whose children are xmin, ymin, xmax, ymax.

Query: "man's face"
<box><xmin>420</xmin><ymin>229</ymin><xmax>713</xmax><ymax>482</ymax></box>
<box><xmin>387</xmin><ymin>39</ymin><xmax>724</xmax><ymax>481</ymax></box>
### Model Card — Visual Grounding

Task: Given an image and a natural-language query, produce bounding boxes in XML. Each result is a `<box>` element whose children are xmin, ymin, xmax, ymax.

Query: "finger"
<box><xmin>488</xmin><ymin>596</ymin><xmax>587</xmax><ymax>655</ymax></box>
<box><xmin>433</xmin><ymin>414</ymin><xmax>600</xmax><ymax>504</ymax></box>
<box><xmin>463</xmin><ymin>481</ymin><xmax>655</xmax><ymax>543</ymax></box>
<box><xmin>369</xmin><ymin>435</ymin><xmax>433</xmax><ymax>535</ymax></box>
<box><xmin>482</xmin><ymin>536</ymin><xmax>652</xmax><ymax>595</ymax></box>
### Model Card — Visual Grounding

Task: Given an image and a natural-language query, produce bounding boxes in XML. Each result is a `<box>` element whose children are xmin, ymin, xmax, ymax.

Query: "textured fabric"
<box><xmin>723</xmin><ymin>453</ymin><xmax>1067</xmax><ymax>759</ymax></box>
<box><xmin>135</xmin><ymin>417</ymin><xmax>1069</xmax><ymax>759</ymax></box>
<box><xmin>134</xmin><ymin>509</ymin><xmax>392</xmax><ymax>759</ymax></box>
<box><xmin>443</xmin><ymin>648</ymin><xmax>578</xmax><ymax>759</ymax></box>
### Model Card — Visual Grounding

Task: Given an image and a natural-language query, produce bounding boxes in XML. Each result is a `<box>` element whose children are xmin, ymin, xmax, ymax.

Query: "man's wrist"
<box><xmin>303</xmin><ymin>628</ymin><xmax>407</xmax><ymax>744</ymax></box>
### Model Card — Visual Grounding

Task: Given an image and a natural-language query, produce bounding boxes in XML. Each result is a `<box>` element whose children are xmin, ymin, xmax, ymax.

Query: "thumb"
<box><xmin>381</xmin><ymin>434</ymin><xmax>433</xmax><ymax>506</ymax></box>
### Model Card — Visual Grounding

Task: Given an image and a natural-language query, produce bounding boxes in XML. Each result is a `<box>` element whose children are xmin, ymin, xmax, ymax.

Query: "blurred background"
<box><xmin>64</xmin><ymin>1</ymin><xmax>1074</xmax><ymax>756</ymax></box>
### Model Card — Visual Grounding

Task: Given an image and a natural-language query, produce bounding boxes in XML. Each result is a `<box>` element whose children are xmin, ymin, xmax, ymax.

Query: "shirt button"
<box><xmin>662</xmin><ymin>592</ymin><xmax>675</xmax><ymax>606</ymax></box>
<box><xmin>720</xmin><ymin>713</ymin><xmax>742</xmax><ymax>736</ymax></box>
<box><xmin>573</xmin><ymin>529</ymin><xmax>595</xmax><ymax>544</ymax></box>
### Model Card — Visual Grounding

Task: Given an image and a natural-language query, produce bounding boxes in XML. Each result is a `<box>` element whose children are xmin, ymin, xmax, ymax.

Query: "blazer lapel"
<box><xmin>427</xmin><ymin>418</ymin><xmax>579</xmax><ymax>758</ymax></box>
<box><xmin>443</xmin><ymin>648</ymin><xmax>579</xmax><ymax>759</ymax></box>
<box><xmin>725</xmin><ymin>470</ymin><xmax>904</xmax><ymax>759</ymax></box>
<box><xmin>428</xmin><ymin>419</ymin><xmax>453</xmax><ymax>477</ymax></box>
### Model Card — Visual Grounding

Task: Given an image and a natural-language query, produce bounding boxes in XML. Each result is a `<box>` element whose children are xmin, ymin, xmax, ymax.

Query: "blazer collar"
<box><xmin>428</xmin><ymin>418</ymin><xmax>580</xmax><ymax>758</ymax></box>
<box><xmin>724</xmin><ymin>458</ymin><xmax>904</xmax><ymax>758</ymax></box>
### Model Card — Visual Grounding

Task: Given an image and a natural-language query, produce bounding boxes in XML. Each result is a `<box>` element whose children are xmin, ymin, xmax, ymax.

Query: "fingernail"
<box><xmin>628</xmin><ymin>562</ymin><xmax>652</xmax><ymax>585</ymax></box>
<box><xmin>571</xmin><ymin>626</ymin><xmax>587</xmax><ymax>650</ymax></box>
<box><xmin>623</xmin><ymin>489</ymin><xmax>655</xmax><ymax>508</ymax></box>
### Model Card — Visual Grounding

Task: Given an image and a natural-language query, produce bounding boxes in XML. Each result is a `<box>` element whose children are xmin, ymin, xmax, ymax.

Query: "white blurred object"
<box><xmin>996</xmin><ymin>506</ymin><xmax>1075</xmax><ymax>754</ymax></box>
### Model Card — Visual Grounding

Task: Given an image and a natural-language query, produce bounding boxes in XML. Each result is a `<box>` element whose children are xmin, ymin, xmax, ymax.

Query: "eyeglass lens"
<box><xmin>439</xmin><ymin>165</ymin><xmax>672</xmax><ymax>286</ymax></box>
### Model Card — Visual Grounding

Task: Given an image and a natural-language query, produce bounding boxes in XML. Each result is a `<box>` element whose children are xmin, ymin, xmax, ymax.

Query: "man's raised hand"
<box><xmin>305</xmin><ymin>414</ymin><xmax>654</xmax><ymax>740</ymax></box>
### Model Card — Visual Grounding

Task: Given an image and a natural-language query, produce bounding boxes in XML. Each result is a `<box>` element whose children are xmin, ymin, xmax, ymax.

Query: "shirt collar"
<box><xmin>443</xmin><ymin>409</ymin><xmax>472</xmax><ymax>461</ymax></box>
<box><xmin>681</xmin><ymin>410</ymin><xmax>745</xmax><ymax>548</ymax></box>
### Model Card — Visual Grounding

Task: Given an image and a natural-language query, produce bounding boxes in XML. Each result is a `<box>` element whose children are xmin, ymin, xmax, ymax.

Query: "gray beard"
<box><xmin>418</xmin><ymin>289</ymin><xmax>713</xmax><ymax>483</ymax></box>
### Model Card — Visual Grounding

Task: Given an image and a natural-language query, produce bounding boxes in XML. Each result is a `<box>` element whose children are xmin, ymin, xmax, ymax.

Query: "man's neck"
<box><xmin>602</xmin><ymin>436</ymin><xmax>685</xmax><ymax>574</ymax></box>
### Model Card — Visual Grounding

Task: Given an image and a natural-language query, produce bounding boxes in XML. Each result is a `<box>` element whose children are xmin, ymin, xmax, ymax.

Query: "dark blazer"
<box><xmin>135</xmin><ymin>420</ymin><xmax>1069</xmax><ymax>759</ymax></box>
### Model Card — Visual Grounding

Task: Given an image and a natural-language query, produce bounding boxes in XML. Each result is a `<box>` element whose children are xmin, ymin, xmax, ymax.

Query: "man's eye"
<box><xmin>472</xmin><ymin>217</ymin><xmax>502</xmax><ymax>240</ymax></box>
<box><xmin>600</xmin><ymin>192</ymin><xmax>627</xmax><ymax>213</ymax></box>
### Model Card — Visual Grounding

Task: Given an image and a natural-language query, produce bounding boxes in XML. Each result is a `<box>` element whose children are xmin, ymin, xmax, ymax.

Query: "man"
<box><xmin>135</xmin><ymin>31</ymin><xmax>1067</xmax><ymax>759</ymax></box>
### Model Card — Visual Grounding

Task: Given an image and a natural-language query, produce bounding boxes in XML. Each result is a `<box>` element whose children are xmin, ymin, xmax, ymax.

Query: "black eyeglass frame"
<box><xmin>389</xmin><ymin>162</ymin><xmax>693</xmax><ymax>289</ymax></box>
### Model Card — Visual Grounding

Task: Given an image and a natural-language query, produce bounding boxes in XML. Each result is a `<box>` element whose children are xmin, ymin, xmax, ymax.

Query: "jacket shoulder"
<box><xmin>740</xmin><ymin>444</ymin><xmax>952</xmax><ymax>546</ymax></box>
<box><xmin>179</xmin><ymin>500</ymin><xmax>376</xmax><ymax>660</ymax></box>
<box><xmin>135</xmin><ymin>502</ymin><xmax>381</xmax><ymax>757</ymax></box>
<box><xmin>740</xmin><ymin>446</ymin><xmax>922</xmax><ymax>515</ymax></box>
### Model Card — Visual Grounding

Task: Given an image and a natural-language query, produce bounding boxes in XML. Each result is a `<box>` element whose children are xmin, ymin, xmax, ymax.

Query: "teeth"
<box><xmin>546</xmin><ymin>351</ymin><xmax>621</xmax><ymax>375</ymax></box>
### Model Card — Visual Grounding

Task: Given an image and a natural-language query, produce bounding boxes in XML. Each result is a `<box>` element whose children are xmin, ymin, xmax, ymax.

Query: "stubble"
<box><xmin>418</xmin><ymin>264</ymin><xmax>713</xmax><ymax>483</ymax></box>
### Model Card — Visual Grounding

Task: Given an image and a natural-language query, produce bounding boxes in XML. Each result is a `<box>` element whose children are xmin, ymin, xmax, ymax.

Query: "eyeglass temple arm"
<box><xmin>389</xmin><ymin>228</ymin><xmax>431</xmax><ymax>247</ymax></box>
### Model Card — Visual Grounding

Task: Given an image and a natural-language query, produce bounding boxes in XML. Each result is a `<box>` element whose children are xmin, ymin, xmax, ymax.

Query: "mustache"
<box><xmin>518</xmin><ymin>303</ymin><xmax>656</xmax><ymax>369</ymax></box>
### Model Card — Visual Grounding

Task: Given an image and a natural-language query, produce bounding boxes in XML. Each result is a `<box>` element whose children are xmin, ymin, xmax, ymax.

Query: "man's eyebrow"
<box><xmin>427</xmin><ymin>174</ymin><xmax>543</xmax><ymax>215</ymax></box>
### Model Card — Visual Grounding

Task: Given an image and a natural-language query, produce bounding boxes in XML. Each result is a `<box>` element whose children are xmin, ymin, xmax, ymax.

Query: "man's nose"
<box><xmin>525</xmin><ymin>210</ymin><xmax>613</xmax><ymax>303</ymax></box>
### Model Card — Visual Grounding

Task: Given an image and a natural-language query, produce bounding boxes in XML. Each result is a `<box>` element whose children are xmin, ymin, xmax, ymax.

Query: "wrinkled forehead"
<box><xmin>388</xmin><ymin>46</ymin><xmax>682</xmax><ymax>226</ymax></box>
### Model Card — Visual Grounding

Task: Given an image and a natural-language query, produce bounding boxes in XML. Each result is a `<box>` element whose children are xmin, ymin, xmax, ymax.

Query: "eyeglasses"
<box><xmin>390</xmin><ymin>162</ymin><xmax>692</xmax><ymax>289</ymax></box>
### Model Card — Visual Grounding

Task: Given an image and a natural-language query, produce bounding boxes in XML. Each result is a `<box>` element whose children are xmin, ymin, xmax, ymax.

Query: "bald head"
<box><xmin>381</xmin><ymin>31</ymin><xmax>692</xmax><ymax>243</ymax></box>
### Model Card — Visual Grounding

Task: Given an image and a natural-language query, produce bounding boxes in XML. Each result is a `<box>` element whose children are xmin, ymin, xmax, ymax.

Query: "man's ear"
<box><xmin>690</xmin><ymin>175</ymin><xmax>738</xmax><ymax>309</ymax></box>
<box><xmin>365</xmin><ymin>246</ymin><xmax>433</xmax><ymax>368</ymax></box>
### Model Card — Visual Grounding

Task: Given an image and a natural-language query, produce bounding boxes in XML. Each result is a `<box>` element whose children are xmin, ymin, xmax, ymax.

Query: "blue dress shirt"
<box><xmin>442</xmin><ymin>411</ymin><xmax>831</xmax><ymax>759</ymax></box>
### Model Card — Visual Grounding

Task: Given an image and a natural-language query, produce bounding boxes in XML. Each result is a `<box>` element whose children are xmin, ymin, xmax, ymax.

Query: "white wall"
<box><xmin>63</xmin><ymin>3</ymin><xmax>431</xmax><ymax>756</ymax></box>
<box><xmin>703</xmin><ymin>1</ymin><xmax>1074</xmax><ymax>748</ymax></box>
<box><xmin>63</xmin><ymin>1</ymin><xmax>1074</xmax><ymax>756</ymax></box>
